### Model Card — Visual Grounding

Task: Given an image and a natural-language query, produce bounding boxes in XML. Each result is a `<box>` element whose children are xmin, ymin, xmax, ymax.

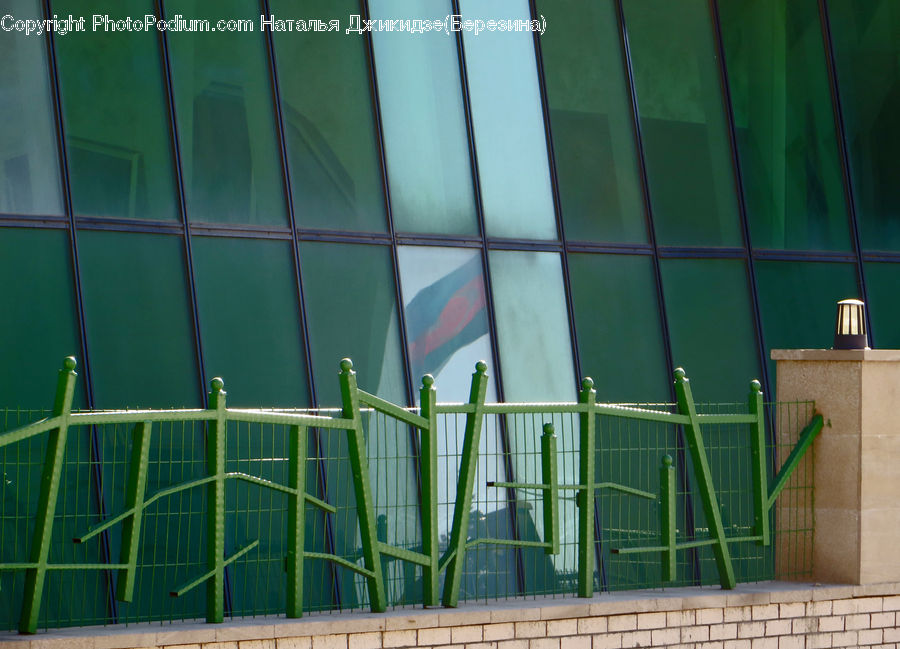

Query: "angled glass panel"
<box><xmin>397</xmin><ymin>246</ymin><xmax>514</xmax><ymax>600</ymax></box>
<box><xmin>460</xmin><ymin>0</ymin><xmax>557</xmax><ymax>240</ymax></box>
<box><xmin>371</xmin><ymin>0</ymin><xmax>477</xmax><ymax>236</ymax></box>
<box><xmin>78</xmin><ymin>231</ymin><xmax>199</xmax><ymax>407</ymax></box>
<box><xmin>488</xmin><ymin>249</ymin><xmax>575</xmax><ymax>591</ymax></box>
<box><xmin>827</xmin><ymin>0</ymin><xmax>900</xmax><ymax>251</ymax></box>
<box><xmin>55</xmin><ymin>0</ymin><xmax>178</xmax><ymax>221</ymax></box>
<box><xmin>539</xmin><ymin>0</ymin><xmax>647</xmax><ymax>244</ymax></box>
<box><xmin>167</xmin><ymin>0</ymin><xmax>287</xmax><ymax>226</ymax></box>
<box><xmin>719</xmin><ymin>0</ymin><xmax>850</xmax><ymax>251</ymax></box>
<box><xmin>755</xmin><ymin>260</ymin><xmax>858</xmax><ymax>382</ymax></box>
<box><xmin>0</xmin><ymin>228</ymin><xmax>81</xmax><ymax>408</ymax></box>
<box><xmin>864</xmin><ymin>262</ymin><xmax>900</xmax><ymax>350</ymax></box>
<box><xmin>568</xmin><ymin>253</ymin><xmax>669</xmax><ymax>402</ymax></box>
<box><xmin>191</xmin><ymin>236</ymin><xmax>309</xmax><ymax>406</ymax></box>
<box><xmin>623</xmin><ymin>0</ymin><xmax>742</xmax><ymax>247</ymax></box>
<box><xmin>0</xmin><ymin>0</ymin><xmax>62</xmax><ymax>216</ymax></box>
<box><xmin>270</xmin><ymin>0</ymin><xmax>387</xmax><ymax>233</ymax></box>
<box><xmin>661</xmin><ymin>258</ymin><xmax>760</xmax><ymax>401</ymax></box>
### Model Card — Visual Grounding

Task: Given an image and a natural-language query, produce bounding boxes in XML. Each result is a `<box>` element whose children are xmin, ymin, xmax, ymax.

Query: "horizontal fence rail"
<box><xmin>0</xmin><ymin>357</ymin><xmax>822</xmax><ymax>633</ymax></box>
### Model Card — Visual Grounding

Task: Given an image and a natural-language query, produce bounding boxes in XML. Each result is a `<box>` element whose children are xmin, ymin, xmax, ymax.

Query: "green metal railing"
<box><xmin>0</xmin><ymin>357</ymin><xmax>822</xmax><ymax>633</ymax></box>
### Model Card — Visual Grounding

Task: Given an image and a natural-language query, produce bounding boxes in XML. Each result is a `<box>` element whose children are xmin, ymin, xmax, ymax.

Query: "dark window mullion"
<box><xmin>450</xmin><ymin>0</ymin><xmax>527</xmax><ymax>596</ymax></box>
<box><xmin>816</xmin><ymin>0</ymin><xmax>873</xmax><ymax>343</ymax></box>
<box><xmin>43</xmin><ymin>0</ymin><xmax>116</xmax><ymax>620</ymax></box>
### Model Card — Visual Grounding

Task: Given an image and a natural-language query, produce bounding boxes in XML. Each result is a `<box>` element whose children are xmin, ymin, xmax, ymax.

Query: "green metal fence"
<box><xmin>0</xmin><ymin>358</ymin><xmax>821</xmax><ymax>633</ymax></box>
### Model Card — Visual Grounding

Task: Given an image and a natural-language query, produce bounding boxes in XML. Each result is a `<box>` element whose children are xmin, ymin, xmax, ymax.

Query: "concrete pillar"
<box><xmin>772</xmin><ymin>349</ymin><xmax>900</xmax><ymax>584</ymax></box>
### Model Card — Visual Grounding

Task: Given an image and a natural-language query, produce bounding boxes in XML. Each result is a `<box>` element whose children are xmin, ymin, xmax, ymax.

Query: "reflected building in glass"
<box><xmin>0</xmin><ymin>0</ymin><xmax>898</xmax><ymax>615</ymax></box>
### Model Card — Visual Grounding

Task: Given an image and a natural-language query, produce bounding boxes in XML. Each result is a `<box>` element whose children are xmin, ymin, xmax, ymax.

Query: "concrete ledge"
<box><xmin>770</xmin><ymin>348</ymin><xmax>900</xmax><ymax>361</ymax></box>
<box><xmin>2</xmin><ymin>581</ymin><xmax>898</xmax><ymax>649</ymax></box>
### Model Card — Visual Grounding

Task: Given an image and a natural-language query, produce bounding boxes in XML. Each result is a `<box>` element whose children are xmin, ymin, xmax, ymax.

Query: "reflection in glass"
<box><xmin>168</xmin><ymin>0</ymin><xmax>287</xmax><ymax>226</ymax></box>
<box><xmin>624</xmin><ymin>0</ymin><xmax>742</xmax><ymax>247</ymax></box>
<box><xmin>720</xmin><ymin>0</ymin><xmax>849</xmax><ymax>250</ymax></box>
<box><xmin>371</xmin><ymin>0</ymin><xmax>477</xmax><ymax>235</ymax></box>
<box><xmin>398</xmin><ymin>246</ymin><xmax>514</xmax><ymax>598</ymax></box>
<box><xmin>828</xmin><ymin>0</ymin><xmax>900</xmax><ymax>250</ymax></box>
<box><xmin>0</xmin><ymin>0</ymin><xmax>62</xmax><ymax>215</ymax></box>
<box><xmin>271</xmin><ymin>0</ymin><xmax>387</xmax><ymax>232</ymax></box>
<box><xmin>539</xmin><ymin>0</ymin><xmax>647</xmax><ymax>243</ymax></box>
<box><xmin>56</xmin><ymin>0</ymin><xmax>178</xmax><ymax>221</ymax></box>
<box><xmin>460</xmin><ymin>0</ymin><xmax>557</xmax><ymax>240</ymax></box>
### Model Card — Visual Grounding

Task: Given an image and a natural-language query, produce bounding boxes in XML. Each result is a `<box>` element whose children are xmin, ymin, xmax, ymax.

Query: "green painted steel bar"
<box><xmin>674</xmin><ymin>368</ymin><xmax>736</xmax><ymax>590</ymax></box>
<box><xmin>488</xmin><ymin>480</ymin><xmax>655</xmax><ymax>500</ymax></box>
<box><xmin>304</xmin><ymin>552</ymin><xmax>376</xmax><ymax>578</ymax></box>
<box><xmin>577</xmin><ymin>377</ymin><xmax>597</xmax><ymax>598</ymax></box>
<box><xmin>748</xmin><ymin>380</ymin><xmax>770</xmax><ymax>546</ymax></box>
<box><xmin>660</xmin><ymin>454</ymin><xmax>677</xmax><ymax>581</ymax></box>
<box><xmin>225</xmin><ymin>473</ymin><xmax>298</xmax><ymax>496</ymax></box>
<box><xmin>206</xmin><ymin>377</ymin><xmax>227</xmax><ymax>623</ymax></box>
<box><xmin>338</xmin><ymin>359</ymin><xmax>386</xmax><ymax>612</ymax></box>
<box><xmin>467</xmin><ymin>539</ymin><xmax>551</xmax><ymax>549</ymax></box>
<box><xmin>696</xmin><ymin>414</ymin><xmax>758</xmax><ymax>425</ymax></box>
<box><xmin>225</xmin><ymin>409</ymin><xmax>352</xmax><ymax>428</ymax></box>
<box><xmin>19</xmin><ymin>357</ymin><xmax>78</xmax><ymax>634</ymax></box>
<box><xmin>541</xmin><ymin>424</ymin><xmax>559</xmax><ymax>555</ymax></box>
<box><xmin>767</xmin><ymin>414</ymin><xmax>824</xmax><ymax>509</ymax></box>
<box><xmin>286</xmin><ymin>424</ymin><xmax>307</xmax><ymax>618</ymax></box>
<box><xmin>378</xmin><ymin>542</ymin><xmax>430</xmax><ymax>566</ymax></box>
<box><xmin>441</xmin><ymin>361</ymin><xmax>488</xmax><ymax>607</ymax></box>
<box><xmin>172</xmin><ymin>540</ymin><xmax>259</xmax><ymax>598</ymax></box>
<box><xmin>0</xmin><ymin>416</ymin><xmax>61</xmax><ymax>449</ymax></box>
<box><xmin>593</xmin><ymin>405</ymin><xmax>691</xmax><ymax>424</ymax></box>
<box><xmin>358</xmin><ymin>389</ymin><xmax>429</xmax><ymax>429</ymax></box>
<box><xmin>419</xmin><ymin>374</ymin><xmax>440</xmax><ymax>606</ymax></box>
<box><xmin>116</xmin><ymin>421</ymin><xmax>153</xmax><ymax>602</ymax></box>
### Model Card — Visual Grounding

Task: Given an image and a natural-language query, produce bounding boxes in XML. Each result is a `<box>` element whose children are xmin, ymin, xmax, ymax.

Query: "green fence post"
<box><xmin>338</xmin><ymin>359</ymin><xmax>386</xmax><ymax>612</ymax></box>
<box><xmin>442</xmin><ymin>361</ymin><xmax>488</xmax><ymax>607</ymax></box>
<box><xmin>419</xmin><ymin>374</ymin><xmax>440</xmax><ymax>607</ymax></box>
<box><xmin>207</xmin><ymin>377</ymin><xmax>227</xmax><ymax>623</ymax></box>
<box><xmin>748</xmin><ymin>380</ymin><xmax>769</xmax><ymax>546</ymax></box>
<box><xmin>117</xmin><ymin>420</ymin><xmax>153</xmax><ymax>602</ymax></box>
<box><xmin>286</xmin><ymin>424</ymin><xmax>308</xmax><ymax>618</ymax></box>
<box><xmin>19</xmin><ymin>357</ymin><xmax>78</xmax><ymax>634</ymax></box>
<box><xmin>659</xmin><ymin>454</ymin><xmax>677</xmax><ymax>582</ymax></box>
<box><xmin>577</xmin><ymin>377</ymin><xmax>596</xmax><ymax>598</ymax></box>
<box><xmin>673</xmin><ymin>368</ymin><xmax>735</xmax><ymax>589</ymax></box>
<box><xmin>541</xmin><ymin>423</ymin><xmax>559</xmax><ymax>556</ymax></box>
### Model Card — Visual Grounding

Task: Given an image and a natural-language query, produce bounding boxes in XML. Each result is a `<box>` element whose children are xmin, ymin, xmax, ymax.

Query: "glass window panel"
<box><xmin>300</xmin><ymin>242</ymin><xmax>406</xmax><ymax>405</ymax></box>
<box><xmin>488</xmin><ymin>249</ymin><xmax>575</xmax><ymax>584</ymax></box>
<box><xmin>270</xmin><ymin>0</ymin><xmax>387</xmax><ymax>233</ymax></box>
<box><xmin>488</xmin><ymin>250</ymin><xmax>575</xmax><ymax>401</ymax></box>
<box><xmin>568</xmin><ymin>253</ymin><xmax>669</xmax><ymax>402</ymax></box>
<box><xmin>55</xmin><ymin>0</ymin><xmax>178</xmax><ymax>221</ymax></box>
<box><xmin>168</xmin><ymin>0</ymin><xmax>287</xmax><ymax>226</ymax></box>
<box><xmin>661</xmin><ymin>258</ymin><xmax>760</xmax><ymax>401</ymax></box>
<box><xmin>864</xmin><ymin>263</ymin><xmax>900</xmax><ymax>349</ymax></box>
<box><xmin>78</xmin><ymin>231</ymin><xmax>199</xmax><ymax>407</ymax></box>
<box><xmin>828</xmin><ymin>0</ymin><xmax>900</xmax><ymax>251</ymax></box>
<box><xmin>397</xmin><ymin>246</ymin><xmax>514</xmax><ymax>599</ymax></box>
<box><xmin>0</xmin><ymin>0</ymin><xmax>63</xmax><ymax>215</ymax></box>
<box><xmin>0</xmin><ymin>228</ymin><xmax>82</xmax><ymax>407</ymax></box>
<box><xmin>371</xmin><ymin>0</ymin><xmax>478</xmax><ymax>236</ymax></box>
<box><xmin>539</xmin><ymin>0</ymin><xmax>647</xmax><ymax>244</ymax></box>
<box><xmin>623</xmin><ymin>0</ymin><xmax>742</xmax><ymax>247</ymax></box>
<box><xmin>719</xmin><ymin>0</ymin><xmax>850</xmax><ymax>251</ymax></box>
<box><xmin>755</xmin><ymin>260</ymin><xmax>858</xmax><ymax>382</ymax></box>
<box><xmin>191</xmin><ymin>237</ymin><xmax>309</xmax><ymax>406</ymax></box>
<box><xmin>460</xmin><ymin>0</ymin><xmax>557</xmax><ymax>240</ymax></box>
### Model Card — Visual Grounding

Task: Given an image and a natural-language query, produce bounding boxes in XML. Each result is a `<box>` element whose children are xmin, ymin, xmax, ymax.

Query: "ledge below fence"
<box><xmin>2</xmin><ymin>582</ymin><xmax>899</xmax><ymax>649</ymax></box>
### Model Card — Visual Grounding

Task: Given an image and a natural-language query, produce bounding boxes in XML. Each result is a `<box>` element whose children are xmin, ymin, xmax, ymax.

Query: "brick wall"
<box><xmin>2</xmin><ymin>582</ymin><xmax>898</xmax><ymax>649</ymax></box>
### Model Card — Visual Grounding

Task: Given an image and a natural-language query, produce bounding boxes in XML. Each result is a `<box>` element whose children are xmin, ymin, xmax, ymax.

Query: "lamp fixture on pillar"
<box><xmin>833</xmin><ymin>298</ymin><xmax>869</xmax><ymax>350</ymax></box>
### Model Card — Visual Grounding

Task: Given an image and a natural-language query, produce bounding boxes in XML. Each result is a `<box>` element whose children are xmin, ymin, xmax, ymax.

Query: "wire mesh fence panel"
<box><xmin>0</xmin><ymin>361</ymin><xmax>819</xmax><ymax>631</ymax></box>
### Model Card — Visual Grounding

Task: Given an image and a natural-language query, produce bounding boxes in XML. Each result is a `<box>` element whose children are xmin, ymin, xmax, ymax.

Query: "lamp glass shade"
<box><xmin>833</xmin><ymin>298</ymin><xmax>868</xmax><ymax>349</ymax></box>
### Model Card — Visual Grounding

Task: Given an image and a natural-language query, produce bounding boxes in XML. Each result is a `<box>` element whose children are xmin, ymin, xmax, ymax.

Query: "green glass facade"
<box><xmin>0</xmin><ymin>0</ymin><xmax>896</xmax><ymax>619</ymax></box>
